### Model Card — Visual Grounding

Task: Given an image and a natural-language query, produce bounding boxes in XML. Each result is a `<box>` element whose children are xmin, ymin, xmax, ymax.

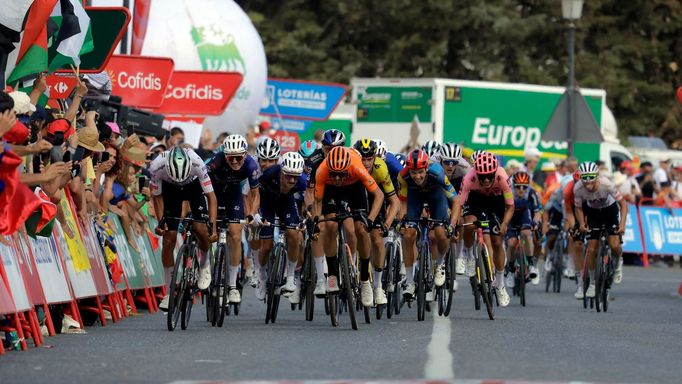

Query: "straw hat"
<box><xmin>76</xmin><ymin>125</ymin><xmax>105</xmax><ymax>152</ymax></box>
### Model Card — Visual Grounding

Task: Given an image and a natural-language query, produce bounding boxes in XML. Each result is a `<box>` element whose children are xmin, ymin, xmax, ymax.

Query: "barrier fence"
<box><xmin>0</xmin><ymin>194</ymin><xmax>166</xmax><ymax>354</ymax></box>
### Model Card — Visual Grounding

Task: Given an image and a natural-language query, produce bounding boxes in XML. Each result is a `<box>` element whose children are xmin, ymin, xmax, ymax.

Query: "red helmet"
<box><xmin>406</xmin><ymin>149</ymin><xmax>429</xmax><ymax>170</ymax></box>
<box><xmin>572</xmin><ymin>170</ymin><xmax>580</xmax><ymax>182</ymax></box>
<box><xmin>474</xmin><ymin>152</ymin><xmax>498</xmax><ymax>174</ymax></box>
<box><xmin>512</xmin><ymin>171</ymin><xmax>530</xmax><ymax>185</ymax></box>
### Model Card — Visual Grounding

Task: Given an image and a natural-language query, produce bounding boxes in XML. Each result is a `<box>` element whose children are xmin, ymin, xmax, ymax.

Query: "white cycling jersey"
<box><xmin>573</xmin><ymin>176</ymin><xmax>622</xmax><ymax>209</ymax></box>
<box><xmin>150</xmin><ymin>149</ymin><xmax>214</xmax><ymax>196</ymax></box>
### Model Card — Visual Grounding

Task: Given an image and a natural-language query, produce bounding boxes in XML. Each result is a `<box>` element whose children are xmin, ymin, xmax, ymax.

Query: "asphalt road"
<box><xmin>1</xmin><ymin>266</ymin><xmax>680</xmax><ymax>384</ymax></box>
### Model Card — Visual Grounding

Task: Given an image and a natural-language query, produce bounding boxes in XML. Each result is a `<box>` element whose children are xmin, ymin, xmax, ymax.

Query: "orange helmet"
<box><xmin>512</xmin><ymin>171</ymin><xmax>530</xmax><ymax>185</ymax></box>
<box><xmin>326</xmin><ymin>146</ymin><xmax>352</xmax><ymax>172</ymax></box>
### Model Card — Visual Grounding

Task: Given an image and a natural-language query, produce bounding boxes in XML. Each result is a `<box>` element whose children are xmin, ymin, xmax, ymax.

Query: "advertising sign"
<box><xmin>106</xmin><ymin>55</ymin><xmax>174</xmax><ymax>108</ymax></box>
<box><xmin>356</xmin><ymin>86</ymin><xmax>432</xmax><ymax>123</ymax></box>
<box><xmin>260</xmin><ymin>78</ymin><xmax>347</xmax><ymax>121</ymax></box>
<box><xmin>622</xmin><ymin>204</ymin><xmax>643</xmax><ymax>254</ymax></box>
<box><xmin>640</xmin><ymin>206</ymin><xmax>682</xmax><ymax>255</ymax></box>
<box><xmin>152</xmin><ymin>71</ymin><xmax>243</xmax><ymax>115</ymax></box>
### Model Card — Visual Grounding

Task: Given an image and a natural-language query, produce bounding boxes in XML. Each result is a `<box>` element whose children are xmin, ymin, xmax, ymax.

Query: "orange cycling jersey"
<box><xmin>314</xmin><ymin>149</ymin><xmax>378</xmax><ymax>200</ymax></box>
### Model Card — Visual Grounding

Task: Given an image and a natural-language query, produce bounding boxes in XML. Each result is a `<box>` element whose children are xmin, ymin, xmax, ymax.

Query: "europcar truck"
<box><xmin>350</xmin><ymin>78</ymin><xmax>631</xmax><ymax>170</ymax></box>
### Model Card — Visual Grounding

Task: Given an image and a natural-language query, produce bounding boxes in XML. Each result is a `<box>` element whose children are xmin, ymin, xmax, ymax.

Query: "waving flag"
<box><xmin>48</xmin><ymin>0</ymin><xmax>93</xmax><ymax>71</ymax></box>
<box><xmin>5</xmin><ymin>0</ymin><xmax>59</xmax><ymax>85</ymax></box>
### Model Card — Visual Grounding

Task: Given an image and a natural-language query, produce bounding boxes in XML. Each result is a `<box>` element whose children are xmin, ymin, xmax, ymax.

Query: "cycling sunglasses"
<box><xmin>226</xmin><ymin>154</ymin><xmax>245</xmax><ymax>163</ymax></box>
<box><xmin>581</xmin><ymin>174</ymin><xmax>598</xmax><ymax>182</ymax></box>
<box><xmin>442</xmin><ymin>159</ymin><xmax>459</xmax><ymax>167</ymax></box>
<box><xmin>477</xmin><ymin>173</ymin><xmax>495</xmax><ymax>182</ymax></box>
<box><xmin>330</xmin><ymin>170</ymin><xmax>349</xmax><ymax>179</ymax></box>
<box><xmin>282</xmin><ymin>173</ymin><xmax>299</xmax><ymax>181</ymax></box>
<box><xmin>514</xmin><ymin>185</ymin><xmax>528</xmax><ymax>190</ymax></box>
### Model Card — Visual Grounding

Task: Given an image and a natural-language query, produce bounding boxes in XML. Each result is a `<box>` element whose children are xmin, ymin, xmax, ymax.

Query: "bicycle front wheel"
<box><xmin>339</xmin><ymin>239</ymin><xmax>358</xmax><ymax>330</ymax></box>
<box><xmin>167</xmin><ymin>244</ymin><xmax>190</xmax><ymax>331</ymax></box>
<box><xmin>443</xmin><ymin>247</ymin><xmax>456</xmax><ymax>316</ymax></box>
<box><xmin>478</xmin><ymin>246</ymin><xmax>495</xmax><ymax>320</ymax></box>
<box><xmin>518</xmin><ymin>245</ymin><xmax>526</xmax><ymax>307</ymax></box>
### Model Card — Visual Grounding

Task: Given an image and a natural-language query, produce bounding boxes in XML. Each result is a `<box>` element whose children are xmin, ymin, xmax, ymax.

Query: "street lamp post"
<box><xmin>562</xmin><ymin>0</ymin><xmax>583</xmax><ymax>157</ymax></box>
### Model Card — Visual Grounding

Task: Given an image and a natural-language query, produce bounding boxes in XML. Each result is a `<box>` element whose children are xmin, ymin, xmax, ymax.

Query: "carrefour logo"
<box><xmin>54</xmin><ymin>81</ymin><xmax>69</xmax><ymax>94</ymax></box>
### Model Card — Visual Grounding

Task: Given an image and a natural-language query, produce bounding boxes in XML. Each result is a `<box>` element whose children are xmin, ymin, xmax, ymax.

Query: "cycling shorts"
<box><xmin>321</xmin><ymin>182</ymin><xmax>368</xmax><ymax>218</ymax></box>
<box><xmin>463</xmin><ymin>191</ymin><xmax>505</xmax><ymax>235</ymax></box>
<box><xmin>405</xmin><ymin>188</ymin><xmax>450</xmax><ymax>222</ymax></box>
<box><xmin>584</xmin><ymin>202</ymin><xmax>620</xmax><ymax>241</ymax></box>
<box><xmin>161</xmin><ymin>179</ymin><xmax>208</xmax><ymax>230</ymax></box>
<box><xmin>259</xmin><ymin>195</ymin><xmax>301</xmax><ymax>239</ymax></box>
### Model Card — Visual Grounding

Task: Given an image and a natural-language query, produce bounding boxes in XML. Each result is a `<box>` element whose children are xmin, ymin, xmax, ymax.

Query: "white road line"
<box><xmin>424</xmin><ymin>310</ymin><xmax>454</xmax><ymax>379</ymax></box>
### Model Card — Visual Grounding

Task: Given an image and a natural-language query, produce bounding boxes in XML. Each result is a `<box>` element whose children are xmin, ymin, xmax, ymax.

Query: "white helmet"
<box><xmin>223</xmin><ymin>134</ymin><xmax>247</xmax><ymax>155</ymax></box>
<box><xmin>374</xmin><ymin>139</ymin><xmax>388</xmax><ymax>159</ymax></box>
<box><xmin>281</xmin><ymin>151</ymin><xmax>305</xmax><ymax>175</ymax></box>
<box><xmin>422</xmin><ymin>140</ymin><xmax>441</xmax><ymax>157</ymax></box>
<box><xmin>470</xmin><ymin>149</ymin><xmax>486</xmax><ymax>163</ymax></box>
<box><xmin>440</xmin><ymin>142</ymin><xmax>462</xmax><ymax>160</ymax></box>
<box><xmin>165</xmin><ymin>147</ymin><xmax>192</xmax><ymax>183</ymax></box>
<box><xmin>578</xmin><ymin>161</ymin><xmax>599</xmax><ymax>177</ymax></box>
<box><xmin>257</xmin><ymin>137</ymin><xmax>281</xmax><ymax>160</ymax></box>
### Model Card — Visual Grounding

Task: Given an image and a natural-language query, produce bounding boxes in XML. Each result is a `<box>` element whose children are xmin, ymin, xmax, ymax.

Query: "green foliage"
<box><xmin>238</xmin><ymin>0</ymin><xmax>682</xmax><ymax>145</ymax></box>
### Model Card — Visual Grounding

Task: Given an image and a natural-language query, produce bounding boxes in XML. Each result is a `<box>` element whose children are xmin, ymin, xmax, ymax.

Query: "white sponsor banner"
<box><xmin>26</xmin><ymin>234</ymin><xmax>72</xmax><ymax>304</ymax></box>
<box><xmin>0</xmin><ymin>237</ymin><xmax>31</xmax><ymax>311</ymax></box>
<box><xmin>54</xmin><ymin>223</ymin><xmax>98</xmax><ymax>299</ymax></box>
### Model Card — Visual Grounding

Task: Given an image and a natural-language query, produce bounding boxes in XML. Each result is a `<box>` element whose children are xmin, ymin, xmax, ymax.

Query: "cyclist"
<box><xmin>505</xmin><ymin>171</ymin><xmax>541</xmax><ymax>288</ymax></box>
<box><xmin>374</xmin><ymin>139</ymin><xmax>404</xmax><ymax>187</ymax></box>
<box><xmin>574</xmin><ymin>162</ymin><xmax>627</xmax><ymax>298</ymax></box>
<box><xmin>422</xmin><ymin>140</ymin><xmax>441</xmax><ymax>161</ymax></box>
<box><xmin>151</xmin><ymin>147</ymin><xmax>218</xmax><ymax>310</ymax></box>
<box><xmin>460</xmin><ymin>152</ymin><xmax>515</xmax><ymax>307</ymax></box>
<box><xmin>313</xmin><ymin>146</ymin><xmax>385</xmax><ymax>305</ymax></box>
<box><xmin>542</xmin><ymin>173</ymin><xmax>571</xmax><ymax>272</ymax></box>
<box><xmin>255</xmin><ymin>151</ymin><xmax>307</xmax><ymax>304</ymax></box>
<box><xmin>205</xmin><ymin>134</ymin><xmax>260</xmax><ymax>304</ymax></box>
<box><xmin>563</xmin><ymin>171</ymin><xmax>586</xmax><ymax>299</ymax></box>
<box><xmin>398</xmin><ymin>149</ymin><xmax>461</xmax><ymax>301</ymax></box>
<box><xmin>469</xmin><ymin>149</ymin><xmax>485</xmax><ymax>165</ymax></box>
<box><xmin>307</xmin><ymin>130</ymin><xmax>347</xmax><ymax>296</ymax></box>
<box><xmin>247</xmin><ymin>137</ymin><xmax>281</xmax><ymax>289</ymax></box>
<box><xmin>353</xmin><ymin>139</ymin><xmax>401</xmax><ymax>306</ymax></box>
<box><xmin>440</xmin><ymin>142</ymin><xmax>470</xmax><ymax>275</ymax></box>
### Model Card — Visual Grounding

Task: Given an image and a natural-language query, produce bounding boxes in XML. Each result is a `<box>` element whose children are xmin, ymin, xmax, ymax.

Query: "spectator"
<box><xmin>636</xmin><ymin>161</ymin><xmax>657</xmax><ymax>205</ymax></box>
<box><xmin>616</xmin><ymin>161</ymin><xmax>641</xmax><ymax>204</ymax></box>
<box><xmin>565</xmin><ymin>156</ymin><xmax>578</xmax><ymax>174</ymax></box>
<box><xmin>524</xmin><ymin>146</ymin><xmax>542</xmax><ymax>185</ymax></box>
<box><xmin>216</xmin><ymin>131</ymin><xmax>229</xmax><ymax>148</ymax></box>
<box><xmin>313</xmin><ymin>129</ymin><xmax>324</xmax><ymax>146</ymax></box>
<box><xmin>505</xmin><ymin>159</ymin><xmax>523</xmax><ymax>175</ymax></box>
<box><xmin>655</xmin><ymin>181</ymin><xmax>681</xmax><ymax>209</ymax></box>
<box><xmin>672</xmin><ymin>165</ymin><xmax>682</xmax><ymax>197</ymax></box>
<box><xmin>195</xmin><ymin>128</ymin><xmax>215</xmax><ymax>160</ymax></box>
<box><xmin>653</xmin><ymin>159</ymin><xmax>671</xmax><ymax>187</ymax></box>
<box><xmin>166</xmin><ymin>127</ymin><xmax>185</xmax><ymax>148</ymax></box>
<box><xmin>540</xmin><ymin>161</ymin><xmax>557</xmax><ymax>189</ymax></box>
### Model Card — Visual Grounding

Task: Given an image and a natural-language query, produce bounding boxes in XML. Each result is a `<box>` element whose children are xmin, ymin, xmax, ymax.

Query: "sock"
<box><xmin>326</xmin><ymin>256</ymin><xmax>339</xmax><ymax>278</ymax></box>
<box><xmin>198</xmin><ymin>249</ymin><xmax>210</xmax><ymax>269</ymax></box>
<box><xmin>435</xmin><ymin>255</ymin><xmax>445</xmax><ymax>266</ymax></box>
<box><xmin>373</xmin><ymin>269</ymin><xmax>383</xmax><ymax>289</ymax></box>
<box><xmin>466</xmin><ymin>246</ymin><xmax>474</xmax><ymax>260</ymax></box>
<box><xmin>228</xmin><ymin>264</ymin><xmax>240</xmax><ymax>287</ymax></box>
<box><xmin>496</xmin><ymin>271</ymin><xmax>504</xmax><ymax>288</ymax></box>
<box><xmin>406</xmin><ymin>266</ymin><xmax>414</xmax><ymax>282</ymax></box>
<box><xmin>314</xmin><ymin>257</ymin><xmax>325</xmax><ymax>281</ymax></box>
<box><xmin>588</xmin><ymin>268</ymin><xmax>595</xmax><ymax>281</ymax></box>
<box><xmin>164</xmin><ymin>267</ymin><xmax>173</xmax><ymax>287</ymax></box>
<box><xmin>576</xmin><ymin>271</ymin><xmax>583</xmax><ymax>287</ymax></box>
<box><xmin>360</xmin><ymin>258</ymin><xmax>370</xmax><ymax>281</ymax></box>
<box><xmin>287</xmin><ymin>260</ymin><xmax>298</xmax><ymax>278</ymax></box>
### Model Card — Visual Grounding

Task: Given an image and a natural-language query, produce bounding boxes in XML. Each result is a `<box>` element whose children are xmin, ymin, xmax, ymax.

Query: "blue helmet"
<box><xmin>394</xmin><ymin>153</ymin><xmax>407</xmax><ymax>168</ymax></box>
<box><xmin>298</xmin><ymin>140</ymin><xmax>317</xmax><ymax>158</ymax></box>
<box><xmin>321</xmin><ymin>129</ymin><xmax>345</xmax><ymax>147</ymax></box>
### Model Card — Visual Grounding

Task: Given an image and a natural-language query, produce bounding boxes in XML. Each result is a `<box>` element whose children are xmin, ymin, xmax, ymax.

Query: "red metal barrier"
<box><xmin>635</xmin><ymin>198</ymin><xmax>654</xmax><ymax>268</ymax></box>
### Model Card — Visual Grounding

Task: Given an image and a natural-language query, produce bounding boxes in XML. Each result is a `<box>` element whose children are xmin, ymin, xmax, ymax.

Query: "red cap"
<box><xmin>3</xmin><ymin>121</ymin><xmax>30</xmax><ymax>145</ymax></box>
<box><xmin>45</xmin><ymin>119</ymin><xmax>75</xmax><ymax>140</ymax></box>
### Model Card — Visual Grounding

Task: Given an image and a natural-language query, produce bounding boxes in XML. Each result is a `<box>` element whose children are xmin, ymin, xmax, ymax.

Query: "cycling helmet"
<box><xmin>298</xmin><ymin>140</ymin><xmax>317</xmax><ymax>158</ymax></box>
<box><xmin>326</xmin><ymin>146</ymin><xmax>352</xmax><ymax>172</ymax></box>
<box><xmin>512</xmin><ymin>171</ymin><xmax>530</xmax><ymax>185</ymax></box>
<box><xmin>406</xmin><ymin>149</ymin><xmax>429</xmax><ymax>170</ymax></box>
<box><xmin>470</xmin><ymin>149</ymin><xmax>486</xmax><ymax>163</ymax></box>
<box><xmin>353</xmin><ymin>138</ymin><xmax>377</xmax><ymax>157</ymax></box>
<box><xmin>165</xmin><ymin>146</ymin><xmax>192</xmax><ymax>183</ymax></box>
<box><xmin>374</xmin><ymin>139</ymin><xmax>388</xmax><ymax>159</ymax></box>
<box><xmin>578</xmin><ymin>161</ymin><xmax>599</xmax><ymax>178</ymax></box>
<box><xmin>223</xmin><ymin>134</ymin><xmax>247</xmax><ymax>155</ymax></box>
<box><xmin>256</xmin><ymin>137</ymin><xmax>280</xmax><ymax>160</ymax></box>
<box><xmin>572</xmin><ymin>170</ymin><xmax>580</xmax><ymax>182</ymax></box>
<box><xmin>422</xmin><ymin>140</ymin><xmax>441</xmax><ymax>157</ymax></box>
<box><xmin>321</xmin><ymin>129</ymin><xmax>346</xmax><ymax>147</ymax></box>
<box><xmin>440</xmin><ymin>142</ymin><xmax>462</xmax><ymax>160</ymax></box>
<box><xmin>281</xmin><ymin>151</ymin><xmax>305</xmax><ymax>175</ymax></box>
<box><xmin>474</xmin><ymin>152</ymin><xmax>498</xmax><ymax>175</ymax></box>
<box><xmin>395</xmin><ymin>153</ymin><xmax>406</xmax><ymax>168</ymax></box>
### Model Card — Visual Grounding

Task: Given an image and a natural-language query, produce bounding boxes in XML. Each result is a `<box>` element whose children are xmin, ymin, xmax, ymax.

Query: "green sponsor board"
<box><xmin>442</xmin><ymin>86</ymin><xmax>603</xmax><ymax>158</ymax></box>
<box><xmin>109</xmin><ymin>213</ymin><xmax>164</xmax><ymax>289</ymax></box>
<box><xmin>145</xmin><ymin>218</ymin><xmax>166</xmax><ymax>287</ymax></box>
<box><xmin>296</xmin><ymin>119</ymin><xmax>353</xmax><ymax>143</ymax></box>
<box><xmin>357</xmin><ymin>87</ymin><xmax>432</xmax><ymax>123</ymax></box>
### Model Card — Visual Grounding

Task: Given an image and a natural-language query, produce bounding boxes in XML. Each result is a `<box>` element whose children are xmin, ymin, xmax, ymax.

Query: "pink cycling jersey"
<box><xmin>459</xmin><ymin>167</ymin><xmax>514</xmax><ymax>205</ymax></box>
